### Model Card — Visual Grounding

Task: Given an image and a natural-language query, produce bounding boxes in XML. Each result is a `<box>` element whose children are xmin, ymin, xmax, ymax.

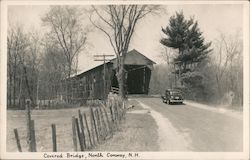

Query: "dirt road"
<box><xmin>135</xmin><ymin>97</ymin><xmax>243</xmax><ymax>152</ymax></box>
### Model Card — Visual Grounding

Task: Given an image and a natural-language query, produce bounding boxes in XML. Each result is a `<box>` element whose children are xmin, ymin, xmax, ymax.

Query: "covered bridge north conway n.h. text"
<box><xmin>63</xmin><ymin>49</ymin><xmax>156</xmax><ymax>103</ymax></box>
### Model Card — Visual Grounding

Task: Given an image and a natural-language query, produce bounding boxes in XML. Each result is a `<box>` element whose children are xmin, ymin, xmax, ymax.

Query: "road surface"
<box><xmin>135</xmin><ymin>97</ymin><xmax>243</xmax><ymax>152</ymax></box>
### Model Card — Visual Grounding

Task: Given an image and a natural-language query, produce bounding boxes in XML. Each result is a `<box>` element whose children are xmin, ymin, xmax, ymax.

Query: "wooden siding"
<box><xmin>64</xmin><ymin>49</ymin><xmax>155</xmax><ymax>102</ymax></box>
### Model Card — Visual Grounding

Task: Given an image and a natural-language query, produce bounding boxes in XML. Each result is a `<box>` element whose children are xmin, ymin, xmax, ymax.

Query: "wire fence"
<box><xmin>13</xmin><ymin>96</ymin><xmax>126</xmax><ymax>152</ymax></box>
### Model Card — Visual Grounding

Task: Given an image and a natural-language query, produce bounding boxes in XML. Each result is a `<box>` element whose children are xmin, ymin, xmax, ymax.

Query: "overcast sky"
<box><xmin>8</xmin><ymin>4</ymin><xmax>243</xmax><ymax>72</ymax></box>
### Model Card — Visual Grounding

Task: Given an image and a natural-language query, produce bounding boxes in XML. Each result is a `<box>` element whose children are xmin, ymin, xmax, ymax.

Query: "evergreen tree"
<box><xmin>161</xmin><ymin>11</ymin><xmax>212</xmax><ymax>73</ymax></box>
<box><xmin>160</xmin><ymin>11</ymin><xmax>212</xmax><ymax>101</ymax></box>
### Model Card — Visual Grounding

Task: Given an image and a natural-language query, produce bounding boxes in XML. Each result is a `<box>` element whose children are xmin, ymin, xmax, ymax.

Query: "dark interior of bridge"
<box><xmin>111</xmin><ymin>65</ymin><xmax>151</xmax><ymax>94</ymax></box>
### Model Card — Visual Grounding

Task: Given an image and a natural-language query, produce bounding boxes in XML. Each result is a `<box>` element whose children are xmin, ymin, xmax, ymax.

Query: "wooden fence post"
<box><xmin>118</xmin><ymin>102</ymin><xmax>122</xmax><ymax>121</ymax></box>
<box><xmin>83</xmin><ymin>113</ymin><xmax>93</xmax><ymax>148</ymax></box>
<box><xmin>95</xmin><ymin>109</ymin><xmax>102</xmax><ymax>141</ymax></box>
<box><xmin>89</xmin><ymin>107</ymin><xmax>96</xmax><ymax>146</ymax></box>
<box><xmin>25</xmin><ymin>100</ymin><xmax>32</xmax><ymax>151</ymax></box>
<box><xmin>30</xmin><ymin>120</ymin><xmax>36</xmax><ymax>152</ymax></box>
<box><xmin>72</xmin><ymin>116</ymin><xmax>77</xmax><ymax>151</ymax></box>
<box><xmin>100</xmin><ymin>105</ymin><xmax>112</xmax><ymax>135</ymax></box>
<box><xmin>14</xmin><ymin>128</ymin><xmax>22</xmax><ymax>152</ymax></box>
<box><xmin>51</xmin><ymin>124</ymin><xmax>57</xmax><ymax>152</ymax></box>
<box><xmin>115</xmin><ymin>102</ymin><xmax>120</xmax><ymax>122</ymax></box>
<box><xmin>78</xmin><ymin>110</ymin><xmax>86</xmax><ymax>149</ymax></box>
<box><xmin>75</xmin><ymin>118</ymin><xmax>84</xmax><ymax>151</ymax></box>
<box><xmin>109</xmin><ymin>105</ymin><xmax>114</xmax><ymax>124</ymax></box>
<box><xmin>98</xmin><ymin>108</ymin><xmax>108</xmax><ymax>139</ymax></box>
<box><xmin>91</xmin><ymin>107</ymin><xmax>99</xmax><ymax>143</ymax></box>
<box><xmin>114</xmin><ymin>103</ymin><xmax>118</xmax><ymax>122</ymax></box>
<box><xmin>112</xmin><ymin>104</ymin><xmax>118</xmax><ymax>130</ymax></box>
<box><xmin>115</xmin><ymin>103</ymin><xmax>120</xmax><ymax>125</ymax></box>
<box><xmin>122</xmin><ymin>101</ymin><xmax>126</xmax><ymax>120</ymax></box>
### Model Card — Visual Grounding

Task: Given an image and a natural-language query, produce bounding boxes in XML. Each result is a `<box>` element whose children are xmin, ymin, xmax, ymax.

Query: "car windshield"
<box><xmin>170</xmin><ymin>91</ymin><xmax>181</xmax><ymax>95</ymax></box>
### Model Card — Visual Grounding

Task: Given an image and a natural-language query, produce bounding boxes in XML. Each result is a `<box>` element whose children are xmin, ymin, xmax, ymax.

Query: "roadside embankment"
<box><xmin>93</xmin><ymin>99</ymin><xmax>159</xmax><ymax>151</ymax></box>
<box><xmin>185</xmin><ymin>100</ymin><xmax>243</xmax><ymax>120</ymax></box>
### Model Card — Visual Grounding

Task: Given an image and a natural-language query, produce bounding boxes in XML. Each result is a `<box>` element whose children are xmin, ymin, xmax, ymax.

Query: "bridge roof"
<box><xmin>70</xmin><ymin>49</ymin><xmax>156</xmax><ymax>79</ymax></box>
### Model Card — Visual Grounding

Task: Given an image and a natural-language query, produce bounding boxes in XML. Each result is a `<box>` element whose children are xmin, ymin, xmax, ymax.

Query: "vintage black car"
<box><xmin>161</xmin><ymin>89</ymin><xmax>184</xmax><ymax>104</ymax></box>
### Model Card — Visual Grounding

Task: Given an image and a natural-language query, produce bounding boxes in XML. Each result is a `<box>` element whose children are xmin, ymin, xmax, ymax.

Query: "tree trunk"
<box><xmin>18</xmin><ymin>74</ymin><xmax>23</xmax><ymax>109</ymax></box>
<box><xmin>215</xmin><ymin>74</ymin><xmax>222</xmax><ymax>98</ymax></box>
<box><xmin>13</xmin><ymin>70</ymin><xmax>16</xmax><ymax>107</ymax></box>
<box><xmin>23</xmin><ymin>64</ymin><xmax>34</xmax><ymax>107</ymax></box>
<box><xmin>117</xmin><ymin>57</ymin><xmax>126</xmax><ymax>99</ymax></box>
<box><xmin>118</xmin><ymin>68</ymin><xmax>125</xmax><ymax>99</ymax></box>
<box><xmin>7</xmin><ymin>54</ymin><xmax>12</xmax><ymax>107</ymax></box>
<box><xmin>8</xmin><ymin>74</ymin><xmax>12</xmax><ymax>107</ymax></box>
<box><xmin>13</xmin><ymin>58</ymin><xmax>17</xmax><ymax>107</ymax></box>
<box><xmin>66</xmin><ymin>62</ymin><xmax>72</xmax><ymax>103</ymax></box>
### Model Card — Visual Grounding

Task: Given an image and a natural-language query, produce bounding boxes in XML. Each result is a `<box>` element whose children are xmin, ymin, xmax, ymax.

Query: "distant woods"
<box><xmin>7</xmin><ymin>6</ymin><xmax>89</xmax><ymax>108</ymax></box>
<box><xmin>7</xmin><ymin>26</ymin><xmax>41</xmax><ymax>108</ymax></box>
<box><xmin>149</xmin><ymin>12</ymin><xmax>243</xmax><ymax>107</ymax></box>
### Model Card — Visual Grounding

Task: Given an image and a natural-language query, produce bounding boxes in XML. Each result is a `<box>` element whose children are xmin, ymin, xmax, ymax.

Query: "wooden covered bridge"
<box><xmin>63</xmin><ymin>49</ymin><xmax>155</xmax><ymax>102</ymax></box>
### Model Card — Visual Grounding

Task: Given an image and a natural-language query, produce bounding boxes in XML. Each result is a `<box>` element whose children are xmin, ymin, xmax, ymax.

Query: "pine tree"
<box><xmin>160</xmin><ymin>11</ymin><xmax>212</xmax><ymax>101</ymax></box>
<box><xmin>160</xmin><ymin>11</ymin><xmax>212</xmax><ymax>73</ymax></box>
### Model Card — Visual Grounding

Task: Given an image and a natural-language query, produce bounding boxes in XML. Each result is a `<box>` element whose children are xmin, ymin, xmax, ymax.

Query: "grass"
<box><xmin>93</xmin><ymin>103</ymin><xmax>159</xmax><ymax>151</ymax></box>
<box><xmin>7</xmin><ymin>101</ymin><xmax>159</xmax><ymax>152</ymax></box>
<box><xmin>7</xmin><ymin>107</ymin><xmax>90</xmax><ymax>152</ymax></box>
<box><xmin>93</xmin><ymin>113</ymin><xmax>158</xmax><ymax>151</ymax></box>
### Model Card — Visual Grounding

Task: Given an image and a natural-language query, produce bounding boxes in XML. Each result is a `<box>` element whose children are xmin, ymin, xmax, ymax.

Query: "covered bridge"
<box><xmin>64</xmin><ymin>49</ymin><xmax>155</xmax><ymax>102</ymax></box>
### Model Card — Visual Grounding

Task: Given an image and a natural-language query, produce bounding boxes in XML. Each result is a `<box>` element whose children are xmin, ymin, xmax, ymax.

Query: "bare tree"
<box><xmin>161</xmin><ymin>47</ymin><xmax>178</xmax><ymax>88</ymax></box>
<box><xmin>149</xmin><ymin>64</ymin><xmax>172</xmax><ymax>94</ymax></box>
<box><xmin>7</xmin><ymin>27</ymin><xmax>16</xmax><ymax>106</ymax></box>
<box><xmin>89</xmin><ymin>5</ymin><xmax>160</xmax><ymax>98</ymax></box>
<box><xmin>211</xmin><ymin>32</ymin><xmax>243</xmax><ymax>105</ymax></box>
<box><xmin>40</xmin><ymin>38</ymin><xmax>67</xmax><ymax>101</ymax></box>
<box><xmin>42</xmin><ymin>6</ymin><xmax>88</xmax><ymax>78</ymax></box>
<box><xmin>42</xmin><ymin>6</ymin><xmax>89</xmax><ymax>102</ymax></box>
<box><xmin>7</xmin><ymin>25</ymin><xmax>39</xmax><ymax>108</ymax></box>
<box><xmin>26</xmin><ymin>31</ymin><xmax>42</xmax><ymax>106</ymax></box>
